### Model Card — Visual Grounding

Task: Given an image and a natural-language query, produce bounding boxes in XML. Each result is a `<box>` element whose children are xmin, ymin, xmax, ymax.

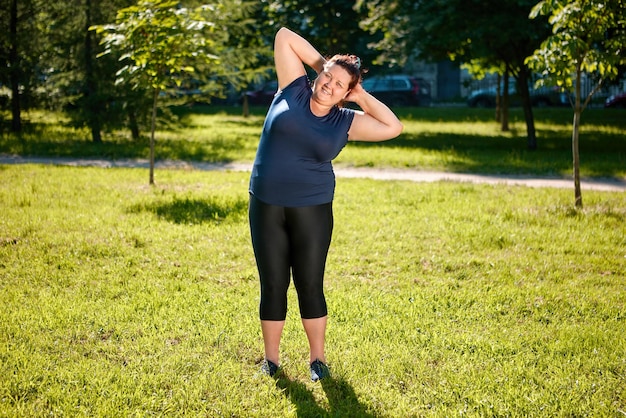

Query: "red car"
<box><xmin>605</xmin><ymin>92</ymin><xmax>626</xmax><ymax>108</ymax></box>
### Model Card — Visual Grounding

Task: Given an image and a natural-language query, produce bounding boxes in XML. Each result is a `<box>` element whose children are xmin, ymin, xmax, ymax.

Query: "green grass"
<box><xmin>2</xmin><ymin>106</ymin><xmax>625</xmax><ymax>178</ymax></box>
<box><xmin>1</xmin><ymin>164</ymin><xmax>625</xmax><ymax>416</ymax></box>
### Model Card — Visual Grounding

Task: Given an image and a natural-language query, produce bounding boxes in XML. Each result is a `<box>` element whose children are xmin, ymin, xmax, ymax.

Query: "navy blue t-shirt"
<box><xmin>249</xmin><ymin>76</ymin><xmax>356</xmax><ymax>207</ymax></box>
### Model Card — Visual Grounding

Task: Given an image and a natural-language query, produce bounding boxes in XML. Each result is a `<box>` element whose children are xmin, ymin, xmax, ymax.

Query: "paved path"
<box><xmin>1</xmin><ymin>155</ymin><xmax>625</xmax><ymax>192</ymax></box>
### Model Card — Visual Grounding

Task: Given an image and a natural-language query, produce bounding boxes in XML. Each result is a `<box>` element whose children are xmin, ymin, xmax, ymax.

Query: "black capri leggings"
<box><xmin>249</xmin><ymin>194</ymin><xmax>333</xmax><ymax>321</ymax></box>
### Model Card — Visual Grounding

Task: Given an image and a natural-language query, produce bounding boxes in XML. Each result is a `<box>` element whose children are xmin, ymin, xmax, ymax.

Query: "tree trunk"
<box><xmin>501</xmin><ymin>72</ymin><xmax>509</xmax><ymax>132</ymax></box>
<box><xmin>84</xmin><ymin>0</ymin><xmax>102</xmax><ymax>143</ymax></box>
<box><xmin>242</xmin><ymin>94</ymin><xmax>249</xmax><ymax>118</ymax></box>
<box><xmin>128</xmin><ymin>106</ymin><xmax>140</xmax><ymax>140</ymax></box>
<box><xmin>572</xmin><ymin>111</ymin><xmax>582</xmax><ymax>208</ymax></box>
<box><xmin>495</xmin><ymin>74</ymin><xmax>501</xmax><ymax>123</ymax></box>
<box><xmin>518</xmin><ymin>69</ymin><xmax>537</xmax><ymax>150</ymax></box>
<box><xmin>572</xmin><ymin>67</ymin><xmax>583</xmax><ymax>208</ymax></box>
<box><xmin>149</xmin><ymin>88</ymin><xmax>159</xmax><ymax>186</ymax></box>
<box><xmin>9</xmin><ymin>0</ymin><xmax>22</xmax><ymax>132</ymax></box>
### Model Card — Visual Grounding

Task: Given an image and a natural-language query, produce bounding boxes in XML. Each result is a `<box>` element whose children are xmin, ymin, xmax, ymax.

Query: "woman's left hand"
<box><xmin>346</xmin><ymin>81</ymin><xmax>403</xmax><ymax>142</ymax></box>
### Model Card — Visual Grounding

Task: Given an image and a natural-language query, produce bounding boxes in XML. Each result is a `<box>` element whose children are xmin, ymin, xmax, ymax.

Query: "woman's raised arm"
<box><xmin>274</xmin><ymin>27</ymin><xmax>326</xmax><ymax>90</ymax></box>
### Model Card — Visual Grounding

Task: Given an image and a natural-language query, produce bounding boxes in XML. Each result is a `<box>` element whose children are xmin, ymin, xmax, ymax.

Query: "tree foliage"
<box><xmin>96</xmin><ymin>1</ymin><xmax>218</xmax><ymax>92</ymax></box>
<box><xmin>34</xmin><ymin>0</ymin><xmax>135</xmax><ymax>142</ymax></box>
<box><xmin>527</xmin><ymin>0</ymin><xmax>626</xmax><ymax>97</ymax></box>
<box><xmin>262</xmin><ymin>0</ymin><xmax>382</xmax><ymax>72</ymax></box>
<box><xmin>357</xmin><ymin>0</ymin><xmax>549</xmax><ymax>66</ymax></box>
<box><xmin>0</xmin><ymin>0</ymin><xmax>55</xmax><ymax>131</ymax></box>
<box><xmin>357</xmin><ymin>0</ymin><xmax>552</xmax><ymax>149</ymax></box>
<box><xmin>93</xmin><ymin>0</ymin><xmax>271</xmax><ymax>184</ymax></box>
<box><xmin>526</xmin><ymin>0</ymin><xmax>626</xmax><ymax>207</ymax></box>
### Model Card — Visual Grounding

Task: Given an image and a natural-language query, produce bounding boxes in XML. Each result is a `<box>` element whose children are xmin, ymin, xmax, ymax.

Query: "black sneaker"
<box><xmin>310</xmin><ymin>359</ymin><xmax>330</xmax><ymax>382</ymax></box>
<box><xmin>260</xmin><ymin>359</ymin><xmax>279</xmax><ymax>377</ymax></box>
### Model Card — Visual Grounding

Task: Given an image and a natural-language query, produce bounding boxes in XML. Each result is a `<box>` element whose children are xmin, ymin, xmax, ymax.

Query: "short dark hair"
<box><xmin>326</xmin><ymin>54</ymin><xmax>366</xmax><ymax>90</ymax></box>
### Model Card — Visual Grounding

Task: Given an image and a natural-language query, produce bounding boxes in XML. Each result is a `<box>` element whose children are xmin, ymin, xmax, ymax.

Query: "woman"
<box><xmin>249</xmin><ymin>27</ymin><xmax>403</xmax><ymax>381</ymax></box>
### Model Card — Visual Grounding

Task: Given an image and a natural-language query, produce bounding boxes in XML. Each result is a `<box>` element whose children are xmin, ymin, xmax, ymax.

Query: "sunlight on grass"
<box><xmin>2</xmin><ymin>106</ymin><xmax>625</xmax><ymax>178</ymax></box>
<box><xmin>1</xmin><ymin>164</ymin><xmax>624</xmax><ymax>416</ymax></box>
<box><xmin>401</xmin><ymin>119</ymin><xmax>525</xmax><ymax>137</ymax></box>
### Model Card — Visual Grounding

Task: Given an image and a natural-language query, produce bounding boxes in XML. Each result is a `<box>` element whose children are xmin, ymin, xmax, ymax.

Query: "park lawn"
<box><xmin>1</xmin><ymin>106</ymin><xmax>625</xmax><ymax>179</ymax></box>
<box><xmin>0</xmin><ymin>164</ymin><xmax>624</xmax><ymax>416</ymax></box>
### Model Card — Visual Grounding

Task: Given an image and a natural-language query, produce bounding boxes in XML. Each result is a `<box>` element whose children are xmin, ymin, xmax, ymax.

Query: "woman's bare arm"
<box><xmin>274</xmin><ymin>27</ymin><xmax>326</xmax><ymax>90</ymax></box>
<box><xmin>347</xmin><ymin>83</ymin><xmax>404</xmax><ymax>142</ymax></box>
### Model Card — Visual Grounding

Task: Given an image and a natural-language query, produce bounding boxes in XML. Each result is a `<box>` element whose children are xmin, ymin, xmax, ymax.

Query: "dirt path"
<box><xmin>1</xmin><ymin>154</ymin><xmax>625</xmax><ymax>192</ymax></box>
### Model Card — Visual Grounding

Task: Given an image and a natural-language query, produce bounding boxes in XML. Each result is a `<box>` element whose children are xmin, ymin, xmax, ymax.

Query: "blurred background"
<box><xmin>1</xmin><ymin>0</ymin><xmax>624</xmax><ymax>142</ymax></box>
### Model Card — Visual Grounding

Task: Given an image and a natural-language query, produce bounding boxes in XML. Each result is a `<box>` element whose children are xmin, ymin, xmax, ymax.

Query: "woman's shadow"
<box><xmin>274</xmin><ymin>373</ymin><xmax>377</xmax><ymax>418</ymax></box>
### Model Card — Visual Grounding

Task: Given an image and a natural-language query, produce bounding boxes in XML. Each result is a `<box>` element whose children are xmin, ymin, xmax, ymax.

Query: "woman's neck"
<box><xmin>309</xmin><ymin>98</ymin><xmax>332</xmax><ymax>117</ymax></box>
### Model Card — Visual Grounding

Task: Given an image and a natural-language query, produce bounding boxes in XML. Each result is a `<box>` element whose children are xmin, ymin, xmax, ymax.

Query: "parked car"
<box><xmin>467</xmin><ymin>83</ymin><xmax>569</xmax><ymax>108</ymax></box>
<box><xmin>244</xmin><ymin>75</ymin><xmax>432</xmax><ymax>108</ymax></box>
<box><xmin>242</xmin><ymin>80</ymin><xmax>278</xmax><ymax>106</ymax></box>
<box><xmin>360</xmin><ymin>75</ymin><xmax>431</xmax><ymax>107</ymax></box>
<box><xmin>604</xmin><ymin>92</ymin><xmax>626</xmax><ymax>108</ymax></box>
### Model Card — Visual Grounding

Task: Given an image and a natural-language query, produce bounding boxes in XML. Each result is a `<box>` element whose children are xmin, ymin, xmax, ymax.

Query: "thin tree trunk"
<box><xmin>9</xmin><ymin>0</ymin><xmax>22</xmax><ymax>132</ymax></box>
<box><xmin>501</xmin><ymin>72</ymin><xmax>509</xmax><ymax>132</ymax></box>
<box><xmin>149</xmin><ymin>88</ymin><xmax>159</xmax><ymax>185</ymax></box>
<box><xmin>572</xmin><ymin>111</ymin><xmax>582</xmax><ymax>207</ymax></box>
<box><xmin>128</xmin><ymin>105</ymin><xmax>140</xmax><ymax>140</ymax></box>
<box><xmin>518</xmin><ymin>69</ymin><xmax>537</xmax><ymax>150</ymax></box>
<box><xmin>84</xmin><ymin>0</ymin><xmax>102</xmax><ymax>143</ymax></box>
<box><xmin>242</xmin><ymin>94</ymin><xmax>249</xmax><ymax>118</ymax></box>
<box><xmin>572</xmin><ymin>67</ymin><xmax>583</xmax><ymax>208</ymax></box>
<box><xmin>495</xmin><ymin>74</ymin><xmax>501</xmax><ymax>123</ymax></box>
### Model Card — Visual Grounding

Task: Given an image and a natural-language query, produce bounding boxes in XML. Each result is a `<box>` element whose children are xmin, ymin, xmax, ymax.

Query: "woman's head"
<box><xmin>311</xmin><ymin>54</ymin><xmax>364</xmax><ymax>109</ymax></box>
<box><xmin>325</xmin><ymin>54</ymin><xmax>364</xmax><ymax>90</ymax></box>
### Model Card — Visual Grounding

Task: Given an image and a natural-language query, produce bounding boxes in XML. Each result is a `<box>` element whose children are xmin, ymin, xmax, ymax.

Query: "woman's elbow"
<box><xmin>395</xmin><ymin>121</ymin><xmax>404</xmax><ymax>137</ymax></box>
<box><xmin>387</xmin><ymin>121</ymin><xmax>404</xmax><ymax>140</ymax></box>
<box><xmin>371</xmin><ymin>123</ymin><xmax>403</xmax><ymax>142</ymax></box>
<box><xmin>274</xmin><ymin>27</ymin><xmax>288</xmax><ymax>44</ymax></box>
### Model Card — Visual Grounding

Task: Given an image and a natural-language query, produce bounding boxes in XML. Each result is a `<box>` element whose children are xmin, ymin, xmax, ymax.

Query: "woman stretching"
<box><xmin>249</xmin><ymin>27</ymin><xmax>403</xmax><ymax>381</ymax></box>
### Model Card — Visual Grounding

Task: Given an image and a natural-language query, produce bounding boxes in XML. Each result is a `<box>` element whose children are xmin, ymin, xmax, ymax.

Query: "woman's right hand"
<box><xmin>344</xmin><ymin>82</ymin><xmax>366</xmax><ymax>105</ymax></box>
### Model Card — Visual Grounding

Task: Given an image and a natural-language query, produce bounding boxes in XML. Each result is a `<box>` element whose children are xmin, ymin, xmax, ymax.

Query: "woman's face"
<box><xmin>312</xmin><ymin>63</ymin><xmax>352</xmax><ymax>106</ymax></box>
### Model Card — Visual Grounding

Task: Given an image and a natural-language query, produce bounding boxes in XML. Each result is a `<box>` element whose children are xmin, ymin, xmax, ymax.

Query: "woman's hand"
<box><xmin>344</xmin><ymin>82</ymin><xmax>366</xmax><ymax>105</ymax></box>
<box><xmin>347</xmin><ymin>83</ymin><xmax>404</xmax><ymax>142</ymax></box>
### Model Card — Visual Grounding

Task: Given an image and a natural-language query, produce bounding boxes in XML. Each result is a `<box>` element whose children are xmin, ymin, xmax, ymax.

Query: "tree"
<box><xmin>8</xmin><ymin>0</ymin><xmax>20</xmax><ymax>132</ymax></box>
<box><xmin>38</xmin><ymin>0</ymin><xmax>134</xmax><ymax>142</ymax></box>
<box><xmin>526</xmin><ymin>0</ymin><xmax>626</xmax><ymax>207</ymax></box>
<box><xmin>94</xmin><ymin>0</ymin><xmax>270</xmax><ymax>185</ymax></box>
<box><xmin>357</xmin><ymin>0</ymin><xmax>552</xmax><ymax>150</ymax></box>
<box><xmin>262</xmin><ymin>0</ymin><xmax>382</xmax><ymax>70</ymax></box>
<box><xmin>462</xmin><ymin>60</ymin><xmax>511</xmax><ymax>130</ymax></box>
<box><xmin>0</xmin><ymin>0</ymin><xmax>47</xmax><ymax>132</ymax></box>
<box><xmin>83</xmin><ymin>0</ymin><xmax>103</xmax><ymax>142</ymax></box>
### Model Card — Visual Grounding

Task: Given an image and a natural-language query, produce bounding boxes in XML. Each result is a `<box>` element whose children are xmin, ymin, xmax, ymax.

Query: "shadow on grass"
<box><xmin>127</xmin><ymin>196</ymin><xmax>247</xmax><ymax>224</ymax></box>
<box><xmin>345</xmin><ymin>130</ymin><xmax>626</xmax><ymax>177</ymax></box>
<box><xmin>0</xmin><ymin>123</ymin><xmax>244</xmax><ymax>163</ymax></box>
<box><xmin>275</xmin><ymin>374</ymin><xmax>376</xmax><ymax>418</ymax></box>
<box><xmin>3</xmin><ymin>106</ymin><xmax>624</xmax><ymax>177</ymax></box>
<box><xmin>171</xmin><ymin>104</ymin><xmax>268</xmax><ymax>118</ymax></box>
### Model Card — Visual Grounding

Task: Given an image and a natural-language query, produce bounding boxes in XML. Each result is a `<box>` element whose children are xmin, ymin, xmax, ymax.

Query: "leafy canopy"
<box><xmin>526</xmin><ymin>0</ymin><xmax>626</xmax><ymax>92</ymax></box>
<box><xmin>93</xmin><ymin>0</ymin><xmax>221</xmax><ymax>92</ymax></box>
<box><xmin>357</xmin><ymin>0</ymin><xmax>549</xmax><ymax>71</ymax></box>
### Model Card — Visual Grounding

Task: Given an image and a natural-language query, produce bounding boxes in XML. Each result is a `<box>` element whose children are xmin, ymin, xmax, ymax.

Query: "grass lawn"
<box><xmin>1</xmin><ymin>106</ymin><xmax>625</xmax><ymax>179</ymax></box>
<box><xmin>1</xmin><ymin>164</ymin><xmax>625</xmax><ymax>416</ymax></box>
